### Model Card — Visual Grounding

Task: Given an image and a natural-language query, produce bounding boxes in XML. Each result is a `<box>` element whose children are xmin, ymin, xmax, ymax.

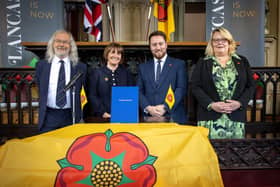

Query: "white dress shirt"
<box><xmin>153</xmin><ymin>54</ymin><xmax>167</xmax><ymax>80</ymax></box>
<box><xmin>47</xmin><ymin>56</ymin><xmax>71</xmax><ymax>109</ymax></box>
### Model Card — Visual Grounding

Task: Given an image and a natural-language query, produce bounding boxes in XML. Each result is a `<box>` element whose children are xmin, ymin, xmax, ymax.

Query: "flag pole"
<box><xmin>105</xmin><ymin>2</ymin><xmax>116</xmax><ymax>42</ymax></box>
<box><xmin>145</xmin><ymin>1</ymin><xmax>153</xmax><ymax>41</ymax></box>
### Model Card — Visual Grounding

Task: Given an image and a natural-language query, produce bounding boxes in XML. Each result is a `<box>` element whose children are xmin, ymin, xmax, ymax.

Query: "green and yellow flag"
<box><xmin>152</xmin><ymin>0</ymin><xmax>175</xmax><ymax>41</ymax></box>
<box><xmin>0</xmin><ymin>124</ymin><xmax>224</xmax><ymax>187</ymax></box>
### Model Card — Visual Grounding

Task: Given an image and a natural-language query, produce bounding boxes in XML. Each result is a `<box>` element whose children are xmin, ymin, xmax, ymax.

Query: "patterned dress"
<box><xmin>198</xmin><ymin>56</ymin><xmax>245</xmax><ymax>139</ymax></box>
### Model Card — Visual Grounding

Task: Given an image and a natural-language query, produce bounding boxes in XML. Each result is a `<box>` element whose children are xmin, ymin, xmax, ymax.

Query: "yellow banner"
<box><xmin>0</xmin><ymin>123</ymin><xmax>223</xmax><ymax>187</ymax></box>
<box><xmin>153</xmin><ymin>0</ymin><xmax>175</xmax><ymax>41</ymax></box>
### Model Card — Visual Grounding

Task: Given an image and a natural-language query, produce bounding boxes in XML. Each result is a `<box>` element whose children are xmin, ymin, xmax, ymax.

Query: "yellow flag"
<box><xmin>0</xmin><ymin>124</ymin><xmax>223</xmax><ymax>187</ymax></box>
<box><xmin>153</xmin><ymin>0</ymin><xmax>175</xmax><ymax>41</ymax></box>
<box><xmin>80</xmin><ymin>86</ymin><xmax>87</xmax><ymax>109</ymax></box>
<box><xmin>165</xmin><ymin>84</ymin><xmax>175</xmax><ymax>110</ymax></box>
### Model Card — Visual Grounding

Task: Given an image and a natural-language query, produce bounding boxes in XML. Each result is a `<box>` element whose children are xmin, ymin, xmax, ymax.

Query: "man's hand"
<box><xmin>146</xmin><ymin>106</ymin><xmax>162</xmax><ymax>117</ymax></box>
<box><xmin>154</xmin><ymin>104</ymin><xmax>166</xmax><ymax>116</ymax></box>
<box><xmin>102</xmin><ymin>112</ymin><xmax>111</xmax><ymax>118</ymax></box>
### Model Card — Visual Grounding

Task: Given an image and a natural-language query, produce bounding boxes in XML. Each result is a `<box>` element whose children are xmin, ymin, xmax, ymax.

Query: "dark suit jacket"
<box><xmin>137</xmin><ymin>56</ymin><xmax>187</xmax><ymax>124</ymax></box>
<box><xmin>190</xmin><ymin>55</ymin><xmax>255</xmax><ymax>122</ymax></box>
<box><xmin>35</xmin><ymin>60</ymin><xmax>87</xmax><ymax>130</ymax></box>
<box><xmin>87</xmin><ymin>65</ymin><xmax>134</xmax><ymax>117</ymax></box>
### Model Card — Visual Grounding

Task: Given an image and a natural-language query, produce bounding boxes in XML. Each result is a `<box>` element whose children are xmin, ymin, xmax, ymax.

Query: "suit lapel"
<box><xmin>70</xmin><ymin>62</ymin><xmax>76</xmax><ymax>78</ymax></box>
<box><xmin>146</xmin><ymin>60</ymin><xmax>157</xmax><ymax>88</ymax></box>
<box><xmin>157</xmin><ymin>57</ymin><xmax>172</xmax><ymax>86</ymax></box>
<box><xmin>232</xmin><ymin>56</ymin><xmax>242</xmax><ymax>94</ymax></box>
<box><xmin>43</xmin><ymin>62</ymin><xmax>52</xmax><ymax>87</ymax></box>
<box><xmin>232</xmin><ymin>57</ymin><xmax>242</xmax><ymax>76</ymax></box>
<box><xmin>206</xmin><ymin>58</ymin><xmax>221</xmax><ymax>99</ymax></box>
<box><xmin>206</xmin><ymin>58</ymin><xmax>213</xmax><ymax>80</ymax></box>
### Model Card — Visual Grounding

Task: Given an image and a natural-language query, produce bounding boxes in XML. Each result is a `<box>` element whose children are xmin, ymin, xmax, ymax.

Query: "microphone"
<box><xmin>63</xmin><ymin>72</ymin><xmax>83</xmax><ymax>92</ymax></box>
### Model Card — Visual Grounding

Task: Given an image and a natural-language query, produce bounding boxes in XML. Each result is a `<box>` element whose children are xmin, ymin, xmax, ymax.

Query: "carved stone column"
<box><xmin>278</xmin><ymin>0</ymin><xmax>280</xmax><ymax>67</ymax></box>
<box><xmin>265</xmin><ymin>0</ymin><xmax>280</xmax><ymax>67</ymax></box>
<box><xmin>174</xmin><ymin>0</ymin><xmax>184</xmax><ymax>41</ymax></box>
<box><xmin>265</xmin><ymin>35</ymin><xmax>277</xmax><ymax>67</ymax></box>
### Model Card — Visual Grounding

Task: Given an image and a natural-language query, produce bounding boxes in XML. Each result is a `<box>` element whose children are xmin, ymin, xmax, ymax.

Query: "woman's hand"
<box><xmin>211</xmin><ymin>100</ymin><xmax>241</xmax><ymax>113</ymax></box>
<box><xmin>211</xmin><ymin>101</ymin><xmax>230</xmax><ymax>113</ymax></box>
<box><xmin>224</xmin><ymin>100</ymin><xmax>241</xmax><ymax>112</ymax></box>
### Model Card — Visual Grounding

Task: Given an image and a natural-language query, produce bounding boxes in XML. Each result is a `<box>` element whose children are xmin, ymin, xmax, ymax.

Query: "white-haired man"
<box><xmin>35</xmin><ymin>30</ymin><xmax>87</xmax><ymax>133</ymax></box>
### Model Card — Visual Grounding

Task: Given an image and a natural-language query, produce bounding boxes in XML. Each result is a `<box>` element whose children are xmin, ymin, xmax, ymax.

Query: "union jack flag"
<box><xmin>83</xmin><ymin>0</ymin><xmax>108</xmax><ymax>42</ymax></box>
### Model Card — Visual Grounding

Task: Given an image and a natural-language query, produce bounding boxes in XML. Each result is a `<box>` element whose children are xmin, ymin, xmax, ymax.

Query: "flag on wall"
<box><xmin>83</xmin><ymin>0</ymin><xmax>108</xmax><ymax>41</ymax></box>
<box><xmin>165</xmin><ymin>84</ymin><xmax>175</xmax><ymax>109</ymax></box>
<box><xmin>0</xmin><ymin>124</ymin><xmax>224</xmax><ymax>187</ymax></box>
<box><xmin>80</xmin><ymin>86</ymin><xmax>87</xmax><ymax>109</ymax></box>
<box><xmin>152</xmin><ymin>0</ymin><xmax>175</xmax><ymax>41</ymax></box>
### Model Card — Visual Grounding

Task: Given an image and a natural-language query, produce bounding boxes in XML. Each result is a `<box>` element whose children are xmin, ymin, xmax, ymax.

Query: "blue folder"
<box><xmin>111</xmin><ymin>86</ymin><xmax>139</xmax><ymax>123</ymax></box>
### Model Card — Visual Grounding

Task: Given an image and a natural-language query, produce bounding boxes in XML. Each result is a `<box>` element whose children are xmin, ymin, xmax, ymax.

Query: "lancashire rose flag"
<box><xmin>152</xmin><ymin>0</ymin><xmax>175</xmax><ymax>41</ymax></box>
<box><xmin>80</xmin><ymin>86</ymin><xmax>88</xmax><ymax>110</ymax></box>
<box><xmin>165</xmin><ymin>84</ymin><xmax>175</xmax><ymax>110</ymax></box>
<box><xmin>0</xmin><ymin>124</ymin><xmax>224</xmax><ymax>187</ymax></box>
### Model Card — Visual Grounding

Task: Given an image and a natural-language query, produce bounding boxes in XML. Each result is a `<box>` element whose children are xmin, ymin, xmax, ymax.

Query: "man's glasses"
<box><xmin>54</xmin><ymin>39</ymin><xmax>70</xmax><ymax>45</ymax></box>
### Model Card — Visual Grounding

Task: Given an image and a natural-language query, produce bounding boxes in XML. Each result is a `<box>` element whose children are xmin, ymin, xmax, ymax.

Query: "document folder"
<box><xmin>111</xmin><ymin>86</ymin><xmax>139</xmax><ymax>123</ymax></box>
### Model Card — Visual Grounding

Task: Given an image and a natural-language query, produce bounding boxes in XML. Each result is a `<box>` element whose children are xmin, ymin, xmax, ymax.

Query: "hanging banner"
<box><xmin>206</xmin><ymin>0</ymin><xmax>264</xmax><ymax>67</ymax></box>
<box><xmin>0</xmin><ymin>0</ymin><xmax>64</xmax><ymax>67</ymax></box>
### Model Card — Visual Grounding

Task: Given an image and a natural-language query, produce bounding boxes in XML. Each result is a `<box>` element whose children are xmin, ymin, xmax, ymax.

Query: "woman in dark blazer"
<box><xmin>87</xmin><ymin>43</ymin><xmax>134</xmax><ymax>120</ymax></box>
<box><xmin>190</xmin><ymin>27</ymin><xmax>255</xmax><ymax>139</ymax></box>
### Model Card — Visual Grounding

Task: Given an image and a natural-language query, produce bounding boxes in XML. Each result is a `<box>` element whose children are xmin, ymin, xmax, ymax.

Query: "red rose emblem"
<box><xmin>158</xmin><ymin>0</ymin><xmax>171</xmax><ymax>22</ymax></box>
<box><xmin>55</xmin><ymin>129</ymin><xmax>157</xmax><ymax>187</ymax></box>
<box><xmin>167</xmin><ymin>94</ymin><xmax>173</xmax><ymax>102</ymax></box>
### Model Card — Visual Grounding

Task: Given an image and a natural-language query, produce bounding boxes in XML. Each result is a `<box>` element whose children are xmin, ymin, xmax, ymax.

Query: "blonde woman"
<box><xmin>190</xmin><ymin>27</ymin><xmax>255</xmax><ymax>139</ymax></box>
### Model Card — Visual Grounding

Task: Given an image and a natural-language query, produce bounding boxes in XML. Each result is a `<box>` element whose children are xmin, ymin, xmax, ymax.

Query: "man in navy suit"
<box><xmin>137</xmin><ymin>31</ymin><xmax>187</xmax><ymax>124</ymax></box>
<box><xmin>35</xmin><ymin>30</ymin><xmax>87</xmax><ymax>133</ymax></box>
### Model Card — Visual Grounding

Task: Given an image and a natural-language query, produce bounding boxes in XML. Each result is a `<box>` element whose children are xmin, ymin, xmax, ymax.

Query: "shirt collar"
<box><xmin>154</xmin><ymin>54</ymin><xmax>167</xmax><ymax>64</ymax></box>
<box><xmin>53</xmin><ymin>56</ymin><xmax>70</xmax><ymax>64</ymax></box>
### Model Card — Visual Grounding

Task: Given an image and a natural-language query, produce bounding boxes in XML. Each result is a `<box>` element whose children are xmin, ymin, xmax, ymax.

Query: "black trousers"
<box><xmin>40</xmin><ymin>107</ymin><xmax>72</xmax><ymax>133</ymax></box>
